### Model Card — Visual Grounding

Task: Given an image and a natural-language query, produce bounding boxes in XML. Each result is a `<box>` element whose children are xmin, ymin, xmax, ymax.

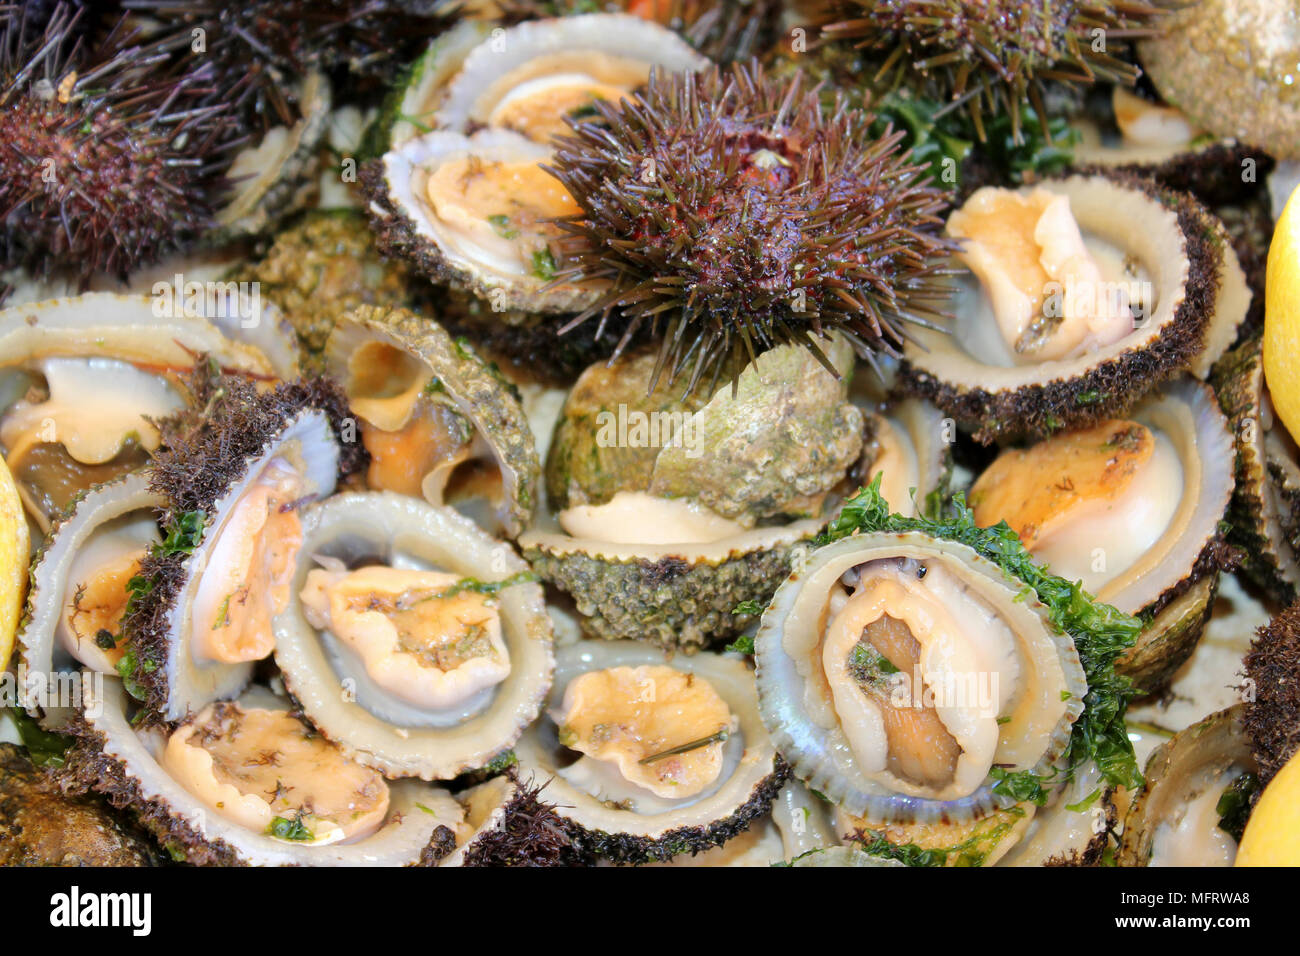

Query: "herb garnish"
<box><xmin>5</xmin><ymin>707</ymin><xmax>74</xmax><ymax>767</ymax></box>
<box><xmin>638</xmin><ymin>728</ymin><xmax>730</xmax><ymax>765</ymax></box>
<box><xmin>404</xmin><ymin>570</ymin><xmax>539</xmax><ymax>607</ymax></box>
<box><xmin>724</xmin><ymin>634</ymin><xmax>755</xmax><ymax>655</ymax></box>
<box><xmin>487</xmin><ymin>214</ymin><xmax>519</xmax><ymax>240</ymax></box>
<box><xmin>267</xmin><ymin>813</ymin><xmax>315</xmax><ymax>842</ymax></box>
<box><xmin>530</xmin><ymin>247</ymin><xmax>557</xmax><ymax>280</ymax></box>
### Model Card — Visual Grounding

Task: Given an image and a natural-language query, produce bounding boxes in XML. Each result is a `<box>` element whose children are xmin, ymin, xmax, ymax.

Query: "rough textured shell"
<box><xmin>1117</xmin><ymin>705</ymin><xmax>1256</xmax><ymax>866</ymax></box>
<box><xmin>1212</xmin><ymin>334</ymin><xmax>1300</xmax><ymax>602</ymax></box>
<box><xmin>521</xmin><ymin>519</ymin><xmax>822</xmax><ymax>649</ymax></box>
<box><xmin>325</xmin><ymin>305</ymin><xmax>540</xmax><ymax>537</ymax></box>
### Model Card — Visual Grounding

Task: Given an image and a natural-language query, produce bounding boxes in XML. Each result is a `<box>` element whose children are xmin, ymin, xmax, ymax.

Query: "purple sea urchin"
<box><xmin>545</xmin><ymin>60</ymin><xmax>956</xmax><ymax>390</ymax></box>
<box><xmin>821</xmin><ymin>0</ymin><xmax>1165</xmax><ymax>143</ymax></box>
<box><xmin>123</xmin><ymin>0</ymin><xmax>461</xmax><ymax>125</ymax></box>
<box><xmin>0</xmin><ymin>4</ymin><xmax>235</xmax><ymax>281</ymax></box>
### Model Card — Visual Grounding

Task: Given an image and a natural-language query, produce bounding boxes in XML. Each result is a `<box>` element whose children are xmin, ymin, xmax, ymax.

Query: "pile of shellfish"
<box><xmin>1</xmin><ymin>0</ymin><xmax>1297</xmax><ymax>868</ymax></box>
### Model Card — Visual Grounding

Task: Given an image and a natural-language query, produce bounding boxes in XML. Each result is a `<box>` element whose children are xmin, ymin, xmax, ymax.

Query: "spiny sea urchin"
<box><xmin>820</xmin><ymin>0</ymin><xmax>1165</xmax><ymax>143</ymax></box>
<box><xmin>1244</xmin><ymin>600</ymin><xmax>1300</xmax><ymax>785</ymax></box>
<box><xmin>545</xmin><ymin>60</ymin><xmax>956</xmax><ymax>390</ymax></box>
<box><xmin>0</xmin><ymin>4</ymin><xmax>235</xmax><ymax>282</ymax></box>
<box><xmin>461</xmin><ymin>774</ymin><xmax>593</xmax><ymax>867</ymax></box>
<box><xmin>123</xmin><ymin>0</ymin><xmax>461</xmax><ymax>125</ymax></box>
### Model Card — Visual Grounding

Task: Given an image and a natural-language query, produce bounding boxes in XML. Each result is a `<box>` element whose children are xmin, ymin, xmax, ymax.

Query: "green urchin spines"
<box><xmin>821</xmin><ymin>0</ymin><xmax>1166</xmax><ymax>143</ymax></box>
<box><xmin>545</xmin><ymin>59</ymin><xmax>956</xmax><ymax>393</ymax></box>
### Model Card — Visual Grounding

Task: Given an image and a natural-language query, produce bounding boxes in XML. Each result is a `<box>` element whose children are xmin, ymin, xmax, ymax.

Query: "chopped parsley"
<box><xmin>530</xmin><ymin>247</ymin><xmax>557</xmax><ymax>281</ymax></box>
<box><xmin>160</xmin><ymin>510</ymin><xmax>206</xmax><ymax>555</ymax></box>
<box><xmin>116</xmin><ymin>647</ymin><xmax>155</xmax><ymax>703</ymax></box>
<box><xmin>487</xmin><ymin>214</ymin><xmax>519</xmax><ymax>240</ymax></box>
<box><xmin>410</xmin><ymin>570</ymin><xmax>539</xmax><ymax>605</ymax></box>
<box><xmin>724</xmin><ymin>634</ymin><xmax>755</xmax><ymax>655</ymax></box>
<box><xmin>267</xmin><ymin>813</ymin><xmax>315</xmax><ymax>842</ymax></box>
<box><xmin>483</xmin><ymin>750</ymin><xmax>518</xmax><ymax>775</ymax></box>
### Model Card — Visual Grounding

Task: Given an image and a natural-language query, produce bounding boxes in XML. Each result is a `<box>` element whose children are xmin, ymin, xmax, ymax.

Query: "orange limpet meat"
<box><xmin>970</xmin><ymin>419</ymin><xmax>1154</xmax><ymax>549</ymax></box>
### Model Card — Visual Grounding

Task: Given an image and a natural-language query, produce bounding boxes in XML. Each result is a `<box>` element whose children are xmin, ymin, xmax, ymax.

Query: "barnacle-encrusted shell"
<box><xmin>324</xmin><ymin>305</ymin><xmax>540</xmax><ymax>537</ymax></box>
<box><xmin>68</xmin><ymin>679</ymin><xmax>464</xmax><ymax>866</ymax></box>
<box><xmin>754</xmin><ymin>531</ymin><xmax>1087</xmax><ymax>823</ymax></box>
<box><xmin>513</xmin><ymin>640</ymin><xmax>785</xmax><ymax>864</ymax></box>
<box><xmin>1137</xmin><ymin>0</ymin><xmax>1300</xmax><ymax>161</ymax></box>
<box><xmin>1118</xmin><ymin>706</ymin><xmax>1258</xmax><ymax>867</ymax></box>
<box><xmin>228</xmin><ymin>210</ymin><xmax>431</xmax><ymax>361</ymax></box>
<box><xmin>897</xmin><ymin>173</ymin><xmax>1245</xmax><ymax>443</ymax></box>
<box><xmin>524</xmin><ymin>523</ymin><xmax>819</xmax><ymax>648</ymax></box>
<box><xmin>273</xmin><ymin>491</ymin><xmax>554</xmax><ymax>780</ymax></box>
<box><xmin>548</xmin><ymin>338</ymin><xmax>862</xmax><ymax>523</ymax></box>
<box><xmin>0</xmin><ymin>742</ymin><xmax>159</xmax><ymax>866</ymax></box>
<box><xmin>524</xmin><ymin>337</ymin><xmax>948</xmax><ymax>648</ymax></box>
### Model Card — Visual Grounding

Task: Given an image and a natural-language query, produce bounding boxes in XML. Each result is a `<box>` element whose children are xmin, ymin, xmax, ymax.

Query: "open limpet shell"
<box><xmin>273</xmin><ymin>491</ymin><xmax>554</xmax><ymax>781</ymax></box>
<box><xmin>897</xmin><ymin>173</ymin><xmax>1245</xmax><ymax>444</ymax></box>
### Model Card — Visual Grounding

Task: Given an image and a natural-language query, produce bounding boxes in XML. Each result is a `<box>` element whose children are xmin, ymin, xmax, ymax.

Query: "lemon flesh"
<box><xmin>0</xmin><ymin>455</ymin><xmax>28</xmax><ymax>670</ymax></box>
<box><xmin>1237</xmin><ymin>749</ymin><xmax>1300</xmax><ymax>866</ymax></box>
<box><xmin>1264</xmin><ymin>185</ymin><xmax>1300</xmax><ymax>441</ymax></box>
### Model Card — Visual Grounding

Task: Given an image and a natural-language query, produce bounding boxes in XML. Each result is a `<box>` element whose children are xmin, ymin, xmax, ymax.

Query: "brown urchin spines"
<box><xmin>122</xmin><ymin>0</ymin><xmax>462</xmax><ymax>125</ymax></box>
<box><xmin>0</xmin><ymin>4</ymin><xmax>236</xmax><ymax>281</ymax></box>
<box><xmin>820</xmin><ymin>0</ymin><xmax>1165</xmax><ymax>142</ymax></box>
<box><xmin>1244</xmin><ymin>601</ymin><xmax>1300</xmax><ymax>786</ymax></box>
<box><xmin>546</xmin><ymin>59</ymin><xmax>956</xmax><ymax>391</ymax></box>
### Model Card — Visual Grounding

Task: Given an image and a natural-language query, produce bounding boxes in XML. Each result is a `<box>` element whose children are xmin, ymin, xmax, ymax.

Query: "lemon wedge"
<box><xmin>1263</xmin><ymin>185</ymin><xmax>1300</xmax><ymax>439</ymax></box>
<box><xmin>1236</xmin><ymin>749</ymin><xmax>1300</xmax><ymax>866</ymax></box>
<box><xmin>0</xmin><ymin>455</ymin><xmax>28</xmax><ymax>670</ymax></box>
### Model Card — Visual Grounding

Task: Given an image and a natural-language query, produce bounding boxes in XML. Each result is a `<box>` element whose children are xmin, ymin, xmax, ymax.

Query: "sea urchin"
<box><xmin>820</xmin><ymin>0</ymin><xmax>1166</xmax><ymax>143</ymax></box>
<box><xmin>0</xmin><ymin>4</ymin><xmax>234</xmax><ymax>282</ymax></box>
<box><xmin>123</xmin><ymin>0</ymin><xmax>462</xmax><ymax>125</ymax></box>
<box><xmin>545</xmin><ymin>60</ymin><xmax>956</xmax><ymax>391</ymax></box>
